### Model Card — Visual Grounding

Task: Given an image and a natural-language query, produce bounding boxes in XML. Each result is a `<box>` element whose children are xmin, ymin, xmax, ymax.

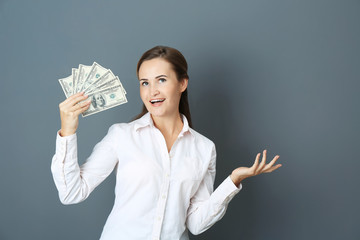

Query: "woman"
<box><xmin>51</xmin><ymin>46</ymin><xmax>282</xmax><ymax>240</ymax></box>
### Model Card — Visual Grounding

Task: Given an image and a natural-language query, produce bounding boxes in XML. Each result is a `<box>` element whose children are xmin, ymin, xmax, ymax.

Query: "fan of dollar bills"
<box><xmin>58</xmin><ymin>62</ymin><xmax>127</xmax><ymax>117</ymax></box>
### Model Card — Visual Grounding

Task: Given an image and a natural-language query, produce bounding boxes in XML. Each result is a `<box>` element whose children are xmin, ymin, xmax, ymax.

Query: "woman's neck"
<box><xmin>151</xmin><ymin>112</ymin><xmax>183</xmax><ymax>138</ymax></box>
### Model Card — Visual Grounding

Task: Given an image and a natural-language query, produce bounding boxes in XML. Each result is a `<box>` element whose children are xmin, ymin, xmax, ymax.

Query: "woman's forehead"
<box><xmin>138</xmin><ymin>58</ymin><xmax>175</xmax><ymax>80</ymax></box>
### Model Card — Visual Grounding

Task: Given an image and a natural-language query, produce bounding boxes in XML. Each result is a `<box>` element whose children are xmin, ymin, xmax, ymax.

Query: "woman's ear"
<box><xmin>180</xmin><ymin>78</ymin><xmax>188</xmax><ymax>93</ymax></box>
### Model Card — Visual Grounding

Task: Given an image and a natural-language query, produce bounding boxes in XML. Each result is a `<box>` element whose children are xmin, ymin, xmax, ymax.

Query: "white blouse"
<box><xmin>51</xmin><ymin>112</ymin><xmax>242</xmax><ymax>240</ymax></box>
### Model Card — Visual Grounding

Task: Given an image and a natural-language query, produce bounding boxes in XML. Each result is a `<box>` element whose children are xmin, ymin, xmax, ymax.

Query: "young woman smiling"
<box><xmin>51</xmin><ymin>46</ymin><xmax>282</xmax><ymax>240</ymax></box>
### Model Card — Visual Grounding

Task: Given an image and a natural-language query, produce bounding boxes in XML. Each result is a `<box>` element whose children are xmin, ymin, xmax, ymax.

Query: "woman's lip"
<box><xmin>149</xmin><ymin>98</ymin><xmax>165</xmax><ymax>103</ymax></box>
<box><xmin>149</xmin><ymin>98</ymin><xmax>165</xmax><ymax>106</ymax></box>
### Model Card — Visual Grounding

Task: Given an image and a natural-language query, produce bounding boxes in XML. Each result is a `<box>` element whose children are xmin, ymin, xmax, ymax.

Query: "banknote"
<box><xmin>83</xmin><ymin>69</ymin><xmax>112</xmax><ymax>93</ymax></box>
<box><xmin>80</xmin><ymin>62</ymin><xmax>108</xmax><ymax>93</ymax></box>
<box><xmin>76</xmin><ymin>64</ymin><xmax>92</xmax><ymax>93</ymax></box>
<box><xmin>84</xmin><ymin>70</ymin><xmax>126</xmax><ymax>95</ymax></box>
<box><xmin>98</xmin><ymin>77</ymin><xmax>126</xmax><ymax>95</ymax></box>
<box><xmin>58</xmin><ymin>74</ymin><xmax>73</xmax><ymax>98</ymax></box>
<box><xmin>85</xmin><ymin>76</ymin><xmax>118</xmax><ymax>94</ymax></box>
<box><xmin>72</xmin><ymin>68</ymin><xmax>79</xmax><ymax>94</ymax></box>
<box><xmin>58</xmin><ymin>62</ymin><xmax>127</xmax><ymax>116</ymax></box>
<box><xmin>82</xmin><ymin>84</ymin><xmax>128</xmax><ymax>117</ymax></box>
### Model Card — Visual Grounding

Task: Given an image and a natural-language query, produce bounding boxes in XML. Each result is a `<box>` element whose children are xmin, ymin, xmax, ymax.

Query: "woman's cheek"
<box><xmin>139</xmin><ymin>88</ymin><xmax>146</xmax><ymax>102</ymax></box>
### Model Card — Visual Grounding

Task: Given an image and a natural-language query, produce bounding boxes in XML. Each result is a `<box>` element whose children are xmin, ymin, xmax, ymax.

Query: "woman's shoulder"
<box><xmin>107</xmin><ymin>120</ymin><xmax>138</xmax><ymax>134</ymax></box>
<box><xmin>106</xmin><ymin>115</ymin><xmax>149</xmax><ymax>135</ymax></box>
<box><xmin>188</xmin><ymin>127</ymin><xmax>215</xmax><ymax>148</ymax></box>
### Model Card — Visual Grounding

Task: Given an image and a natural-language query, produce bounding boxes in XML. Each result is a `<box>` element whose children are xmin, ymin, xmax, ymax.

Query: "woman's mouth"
<box><xmin>150</xmin><ymin>98</ymin><xmax>165</xmax><ymax>106</ymax></box>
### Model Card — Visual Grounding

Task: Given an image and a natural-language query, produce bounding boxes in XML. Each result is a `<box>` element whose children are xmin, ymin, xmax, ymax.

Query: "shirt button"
<box><xmin>158</xmin><ymin>216</ymin><xmax>161</xmax><ymax>221</ymax></box>
<box><xmin>166</xmin><ymin>173</ymin><xmax>170</xmax><ymax>177</ymax></box>
<box><xmin>162</xmin><ymin>195</ymin><xmax>166</xmax><ymax>199</ymax></box>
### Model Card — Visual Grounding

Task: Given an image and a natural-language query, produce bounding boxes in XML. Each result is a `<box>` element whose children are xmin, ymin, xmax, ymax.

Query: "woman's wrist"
<box><xmin>230</xmin><ymin>173</ymin><xmax>244</xmax><ymax>188</ymax></box>
<box><xmin>59</xmin><ymin>129</ymin><xmax>76</xmax><ymax>137</ymax></box>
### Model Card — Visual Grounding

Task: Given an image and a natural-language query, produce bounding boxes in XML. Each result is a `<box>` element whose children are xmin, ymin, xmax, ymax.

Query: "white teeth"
<box><xmin>150</xmin><ymin>99</ymin><xmax>165</xmax><ymax>103</ymax></box>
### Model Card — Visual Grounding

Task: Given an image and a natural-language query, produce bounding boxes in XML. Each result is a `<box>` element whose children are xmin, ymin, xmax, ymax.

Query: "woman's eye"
<box><xmin>159</xmin><ymin>78</ymin><xmax>166</xmax><ymax>83</ymax></box>
<box><xmin>141</xmin><ymin>81</ymin><xmax>148</xmax><ymax>86</ymax></box>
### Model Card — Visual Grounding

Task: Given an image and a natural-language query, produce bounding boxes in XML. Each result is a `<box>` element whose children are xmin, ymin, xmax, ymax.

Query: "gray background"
<box><xmin>0</xmin><ymin>0</ymin><xmax>359</xmax><ymax>239</ymax></box>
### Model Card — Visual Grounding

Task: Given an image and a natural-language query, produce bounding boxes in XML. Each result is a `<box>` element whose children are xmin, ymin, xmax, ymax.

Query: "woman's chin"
<box><xmin>149</xmin><ymin>111</ymin><xmax>166</xmax><ymax>118</ymax></box>
<box><xmin>148</xmin><ymin>108</ymin><xmax>174</xmax><ymax>119</ymax></box>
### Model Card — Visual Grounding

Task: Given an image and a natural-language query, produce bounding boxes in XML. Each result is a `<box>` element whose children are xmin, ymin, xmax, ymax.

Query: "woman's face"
<box><xmin>138</xmin><ymin>58</ymin><xmax>187</xmax><ymax>118</ymax></box>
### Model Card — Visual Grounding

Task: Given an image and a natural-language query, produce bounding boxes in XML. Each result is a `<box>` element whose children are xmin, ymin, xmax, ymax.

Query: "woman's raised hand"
<box><xmin>230</xmin><ymin>150</ymin><xmax>282</xmax><ymax>187</ymax></box>
<box><xmin>59</xmin><ymin>92</ymin><xmax>91</xmax><ymax>137</ymax></box>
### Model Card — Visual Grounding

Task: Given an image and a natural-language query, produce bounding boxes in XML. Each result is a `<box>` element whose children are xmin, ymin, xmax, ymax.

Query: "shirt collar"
<box><xmin>134</xmin><ymin>112</ymin><xmax>193</xmax><ymax>137</ymax></box>
<box><xmin>133</xmin><ymin>112</ymin><xmax>154</xmax><ymax>131</ymax></box>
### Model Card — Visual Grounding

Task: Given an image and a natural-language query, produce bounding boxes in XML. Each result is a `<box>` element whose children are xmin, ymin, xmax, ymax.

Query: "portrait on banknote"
<box><xmin>91</xmin><ymin>93</ymin><xmax>106</xmax><ymax>109</ymax></box>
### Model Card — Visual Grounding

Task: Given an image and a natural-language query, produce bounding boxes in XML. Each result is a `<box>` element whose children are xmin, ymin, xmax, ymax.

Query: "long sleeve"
<box><xmin>51</xmin><ymin>125</ymin><xmax>119</xmax><ymax>205</ymax></box>
<box><xmin>185</xmin><ymin>145</ymin><xmax>242</xmax><ymax>235</ymax></box>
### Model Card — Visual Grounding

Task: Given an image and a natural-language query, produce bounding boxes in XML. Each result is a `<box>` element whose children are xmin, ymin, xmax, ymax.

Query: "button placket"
<box><xmin>150</xmin><ymin>126</ymin><xmax>186</xmax><ymax>239</ymax></box>
<box><xmin>151</xmin><ymin>128</ymin><xmax>172</xmax><ymax>239</ymax></box>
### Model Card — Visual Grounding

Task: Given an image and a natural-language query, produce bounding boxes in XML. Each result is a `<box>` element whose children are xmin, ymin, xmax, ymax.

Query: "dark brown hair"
<box><xmin>134</xmin><ymin>46</ymin><xmax>192</xmax><ymax>128</ymax></box>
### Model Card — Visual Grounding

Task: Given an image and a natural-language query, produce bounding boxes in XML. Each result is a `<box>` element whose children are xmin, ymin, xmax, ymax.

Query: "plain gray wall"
<box><xmin>0</xmin><ymin>0</ymin><xmax>359</xmax><ymax>239</ymax></box>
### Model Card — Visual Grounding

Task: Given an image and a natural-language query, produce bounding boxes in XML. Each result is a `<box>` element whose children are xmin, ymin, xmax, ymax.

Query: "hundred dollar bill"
<box><xmin>58</xmin><ymin>74</ymin><xmax>73</xmax><ymax>98</ymax></box>
<box><xmin>85</xmin><ymin>76</ymin><xmax>119</xmax><ymax>95</ymax></box>
<box><xmin>76</xmin><ymin>64</ymin><xmax>92</xmax><ymax>93</ymax></box>
<box><xmin>118</xmin><ymin>79</ymin><xmax>126</xmax><ymax>94</ymax></box>
<box><xmin>96</xmin><ymin>76</ymin><xmax>126</xmax><ymax>95</ymax></box>
<box><xmin>80</xmin><ymin>62</ymin><xmax>108</xmax><ymax>93</ymax></box>
<box><xmin>82</xmin><ymin>84</ymin><xmax>128</xmax><ymax>117</ymax></box>
<box><xmin>100</xmin><ymin>76</ymin><xmax>126</xmax><ymax>95</ymax></box>
<box><xmin>72</xmin><ymin>68</ymin><xmax>79</xmax><ymax>94</ymax></box>
<box><xmin>84</xmin><ymin>70</ymin><xmax>126</xmax><ymax>95</ymax></box>
<box><xmin>83</xmin><ymin>69</ymin><xmax>113</xmax><ymax>93</ymax></box>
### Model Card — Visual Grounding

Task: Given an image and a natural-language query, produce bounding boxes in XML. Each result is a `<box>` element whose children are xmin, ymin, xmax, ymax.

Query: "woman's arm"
<box><xmin>185</xmin><ymin>145</ymin><xmax>241</xmax><ymax>235</ymax></box>
<box><xmin>185</xmin><ymin>148</ymin><xmax>281</xmax><ymax>235</ymax></box>
<box><xmin>51</xmin><ymin>93</ymin><xmax>118</xmax><ymax>204</ymax></box>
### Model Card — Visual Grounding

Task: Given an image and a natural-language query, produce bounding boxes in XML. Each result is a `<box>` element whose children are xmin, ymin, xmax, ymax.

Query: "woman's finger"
<box><xmin>69</xmin><ymin>99</ymin><xmax>91</xmax><ymax>112</ymax></box>
<box><xmin>262</xmin><ymin>155</ymin><xmax>280</xmax><ymax>172</ymax></box>
<box><xmin>251</xmin><ymin>153</ymin><xmax>261</xmax><ymax>173</ymax></box>
<box><xmin>63</xmin><ymin>94</ymin><xmax>89</xmax><ymax>109</ymax></box>
<box><xmin>263</xmin><ymin>164</ymin><xmax>282</xmax><ymax>173</ymax></box>
<box><xmin>60</xmin><ymin>92</ymin><xmax>85</xmax><ymax>106</ymax></box>
<box><xmin>74</xmin><ymin>101</ymin><xmax>91</xmax><ymax>115</ymax></box>
<box><xmin>255</xmin><ymin>149</ymin><xmax>267</xmax><ymax>174</ymax></box>
<box><xmin>68</xmin><ymin>94</ymin><xmax>89</xmax><ymax>106</ymax></box>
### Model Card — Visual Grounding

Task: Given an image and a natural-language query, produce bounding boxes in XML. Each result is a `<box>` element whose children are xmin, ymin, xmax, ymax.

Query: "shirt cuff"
<box><xmin>55</xmin><ymin>130</ymin><xmax>77</xmax><ymax>162</ymax></box>
<box><xmin>211</xmin><ymin>175</ymin><xmax>242</xmax><ymax>206</ymax></box>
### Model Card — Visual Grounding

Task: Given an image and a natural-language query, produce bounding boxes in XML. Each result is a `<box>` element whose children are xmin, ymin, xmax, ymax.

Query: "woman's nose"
<box><xmin>151</xmin><ymin>86</ymin><xmax>160</xmax><ymax>96</ymax></box>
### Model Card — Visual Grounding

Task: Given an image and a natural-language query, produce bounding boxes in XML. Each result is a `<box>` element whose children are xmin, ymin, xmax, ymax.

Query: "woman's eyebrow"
<box><xmin>140</xmin><ymin>75</ymin><xmax>168</xmax><ymax>81</ymax></box>
<box><xmin>155</xmin><ymin>75</ymin><xmax>167</xmax><ymax>79</ymax></box>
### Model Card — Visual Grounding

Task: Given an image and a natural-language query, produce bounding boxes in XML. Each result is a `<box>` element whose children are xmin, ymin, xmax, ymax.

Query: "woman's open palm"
<box><xmin>230</xmin><ymin>150</ymin><xmax>282</xmax><ymax>187</ymax></box>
